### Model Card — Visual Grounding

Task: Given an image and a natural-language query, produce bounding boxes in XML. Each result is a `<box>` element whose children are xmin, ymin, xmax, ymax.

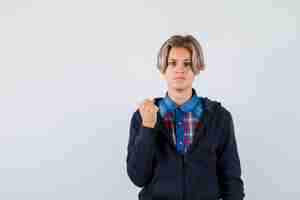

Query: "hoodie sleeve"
<box><xmin>216</xmin><ymin>109</ymin><xmax>245</xmax><ymax>200</ymax></box>
<box><xmin>126</xmin><ymin>110</ymin><xmax>157</xmax><ymax>187</ymax></box>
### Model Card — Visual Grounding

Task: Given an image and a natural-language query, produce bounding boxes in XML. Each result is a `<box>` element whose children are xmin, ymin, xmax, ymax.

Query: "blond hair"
<box><xmin>157</xmin><ymin>35</ymin><xmax>205</xmax><ymax>75</ymax></box>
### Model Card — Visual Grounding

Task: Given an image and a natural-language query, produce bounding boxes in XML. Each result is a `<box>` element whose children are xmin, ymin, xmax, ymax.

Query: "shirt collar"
<box><xmin>160</xmin><ymin>88</ymin><xmax>201</xmax><ymax>114</ymax></box>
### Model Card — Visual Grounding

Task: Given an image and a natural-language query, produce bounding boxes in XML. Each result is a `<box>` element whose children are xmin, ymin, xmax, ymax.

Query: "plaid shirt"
<box><xmin>158</xmin><ymin>88</ymin><xmax>203</xmax><ymax>154</ymax></box>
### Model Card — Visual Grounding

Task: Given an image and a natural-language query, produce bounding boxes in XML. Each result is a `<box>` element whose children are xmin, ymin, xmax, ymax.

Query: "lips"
<box><xmin>174</xmin><ymin>77</ymin><xmax>185</xmax><ymax>80</ymax></box>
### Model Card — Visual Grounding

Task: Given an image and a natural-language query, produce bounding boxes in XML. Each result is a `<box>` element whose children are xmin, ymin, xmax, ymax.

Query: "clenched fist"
<box><xmin>138</xmin><ymin>98</ymin><xmax>159</xmax><ymax>128</ymax></box>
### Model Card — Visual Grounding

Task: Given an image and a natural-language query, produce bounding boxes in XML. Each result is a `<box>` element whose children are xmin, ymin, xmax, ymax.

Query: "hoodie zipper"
<box><xmin>181</xmin><ymin>154</ymin><xmax>186</xmax><ymax>200</ymax></box>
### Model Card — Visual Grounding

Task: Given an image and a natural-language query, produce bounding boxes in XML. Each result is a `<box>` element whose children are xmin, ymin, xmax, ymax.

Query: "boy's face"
<box><xmin>161</xmin><ymin>47</ymin><xmax>196</xmax><ymax>91</ymax></box>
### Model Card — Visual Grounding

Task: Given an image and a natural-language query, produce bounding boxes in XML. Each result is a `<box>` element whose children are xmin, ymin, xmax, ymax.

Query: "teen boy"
<box><xmin>126</xmin><ymin>35</ymin><xmax>245</xmax><ymax>200</ymax></box>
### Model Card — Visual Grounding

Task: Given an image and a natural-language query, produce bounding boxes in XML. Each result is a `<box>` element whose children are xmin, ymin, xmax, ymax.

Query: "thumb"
<box><xmin>147</xmin><ymin>96</ymin><xmax>155</xmax><ymax>102</ymax></box>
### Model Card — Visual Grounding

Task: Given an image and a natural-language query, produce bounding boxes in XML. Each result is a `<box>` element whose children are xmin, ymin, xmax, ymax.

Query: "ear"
<box><xmin>194</xmin><ymin>70</ymin><xmax>200</xmax><ymax>76</ymax></box>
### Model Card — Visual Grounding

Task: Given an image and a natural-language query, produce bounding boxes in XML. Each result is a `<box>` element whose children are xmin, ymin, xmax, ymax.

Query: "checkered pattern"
<box><xmin>162</xmin><ymin>111</ymin><xmax>200</xmax><ymax>153</ymax></box>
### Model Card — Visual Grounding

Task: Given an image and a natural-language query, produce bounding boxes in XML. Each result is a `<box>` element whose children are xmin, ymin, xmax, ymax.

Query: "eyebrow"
<box><xmin>168</xmin><ymin>58</ymin><xmax>192</xmax><ymax>61</ymax></box>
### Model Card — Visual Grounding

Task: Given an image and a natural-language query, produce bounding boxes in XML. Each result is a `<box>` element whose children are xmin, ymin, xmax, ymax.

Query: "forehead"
<box><xmin>168</xmin><ymin>47</ymin><xmax>191</xmax><ymax>60</ymax></box>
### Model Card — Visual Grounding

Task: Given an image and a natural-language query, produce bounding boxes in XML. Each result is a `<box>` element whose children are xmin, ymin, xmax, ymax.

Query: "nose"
<box><xmin>175</xmin><ymin>63</ymin><xmax>186</xmax><ymax>73</ymax></box>
<box><xmin>175</xmin><ymin>70</ymin><xmax>185</xmax><ymax>75</ymax></box>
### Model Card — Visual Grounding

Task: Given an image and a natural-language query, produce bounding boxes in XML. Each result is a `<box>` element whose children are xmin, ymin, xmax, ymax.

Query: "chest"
<box><xmin>162</xmin><ymin>112</ymin><xmax>201</xmax><ymax>152</ymax></box>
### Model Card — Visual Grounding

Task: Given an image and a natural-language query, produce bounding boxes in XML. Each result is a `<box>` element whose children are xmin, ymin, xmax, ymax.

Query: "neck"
<box><xmin>167</xmin><ymin>87</ymin><xmax>193</xmax><ymax>106</ymax></box>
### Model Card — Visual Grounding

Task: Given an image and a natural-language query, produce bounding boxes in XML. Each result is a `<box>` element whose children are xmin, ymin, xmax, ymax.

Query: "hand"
<box><xmin>138</xmin><ymin>98</ymin><xmax>159</xmax><ymax>128</ymax></box>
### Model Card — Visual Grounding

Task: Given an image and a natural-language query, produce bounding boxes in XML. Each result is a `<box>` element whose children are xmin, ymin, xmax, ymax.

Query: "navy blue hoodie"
<box><xmin>126</xmin><ymin>97</ymin><xmax>245</xmax><ymax>200</ymax></box>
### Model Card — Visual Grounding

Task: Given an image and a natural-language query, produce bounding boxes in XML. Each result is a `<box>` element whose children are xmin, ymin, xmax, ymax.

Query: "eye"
<box><xmin>184</xmin><ymin>62</ymin><xmax>192</xmax><ymax>68</ymax></box>
<box><xmin>168</xmin><ymin>61</ymin><xmax>176</xmax><ymax>67</ymax></box>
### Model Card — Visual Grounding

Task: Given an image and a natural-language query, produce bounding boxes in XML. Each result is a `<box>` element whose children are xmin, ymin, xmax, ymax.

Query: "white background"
<box><xmin>0</xmin><ymin>0</ymin><xmax>299</xmax><ymax>199</ymax></box>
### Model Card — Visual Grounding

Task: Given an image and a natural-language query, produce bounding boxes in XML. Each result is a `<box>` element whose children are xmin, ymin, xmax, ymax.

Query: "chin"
<box><xmin>170</xmin><ymin>85</ymin><xmax>188</xmax><ymax>91</ymax></box>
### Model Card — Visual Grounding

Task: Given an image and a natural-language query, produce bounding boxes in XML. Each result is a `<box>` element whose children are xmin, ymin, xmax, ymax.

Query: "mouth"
<box><xmin>174</xmin><ymin>77</ymin><xmax>185</xmax><ymax>80</ymax></box>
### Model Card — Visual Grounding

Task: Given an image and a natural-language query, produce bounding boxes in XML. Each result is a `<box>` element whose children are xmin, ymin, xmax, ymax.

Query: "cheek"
<box><xmin>187</xmin><ymin>74</ymin><xmax>195</xmax><ymax>81</ymax></box>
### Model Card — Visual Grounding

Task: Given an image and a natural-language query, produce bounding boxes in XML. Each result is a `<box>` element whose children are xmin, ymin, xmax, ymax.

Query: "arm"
<box><xmin>216</xmin><ymin>109</ymin><xmax>245</xmax><ymax>200</ymax></box>
<box><xmin>126</xmin><ymin>111</ymin><xmax>157</xmax><ymax>187</ymax></box>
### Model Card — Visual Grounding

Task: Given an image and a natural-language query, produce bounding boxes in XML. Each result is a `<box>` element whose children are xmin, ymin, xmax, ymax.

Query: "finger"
<box><xmin>139</xmin><ymin>99</ymin><xmax>157</xmax><ymax>111</ymax></box>
<box><xmin>145</xmin><ymin>98</ymin><xmax>156</xmax><ymax>104</ymax></box>
<box><xmin>146</xmin><ymin>97</ymin><xmax>155</xmax><ymax>102</ymax></box>
<box><xmin>138</xmin><ymin>99</ymin><xmax>147</xmax><ymax>108</ymax></box>
<box><xmin>142</xmin><ymin>103</ymin><xmax>153</xmax><ymax>109</ymax></box>
<box><xmin>148</xmin><ymin>98</ymin><xmax>154</xmax><ymax>102</ymax></box>
<box><xmin>144</xmin><ymin>100</ymin><xmax>153</xmax><ymax>105</ymax></box>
